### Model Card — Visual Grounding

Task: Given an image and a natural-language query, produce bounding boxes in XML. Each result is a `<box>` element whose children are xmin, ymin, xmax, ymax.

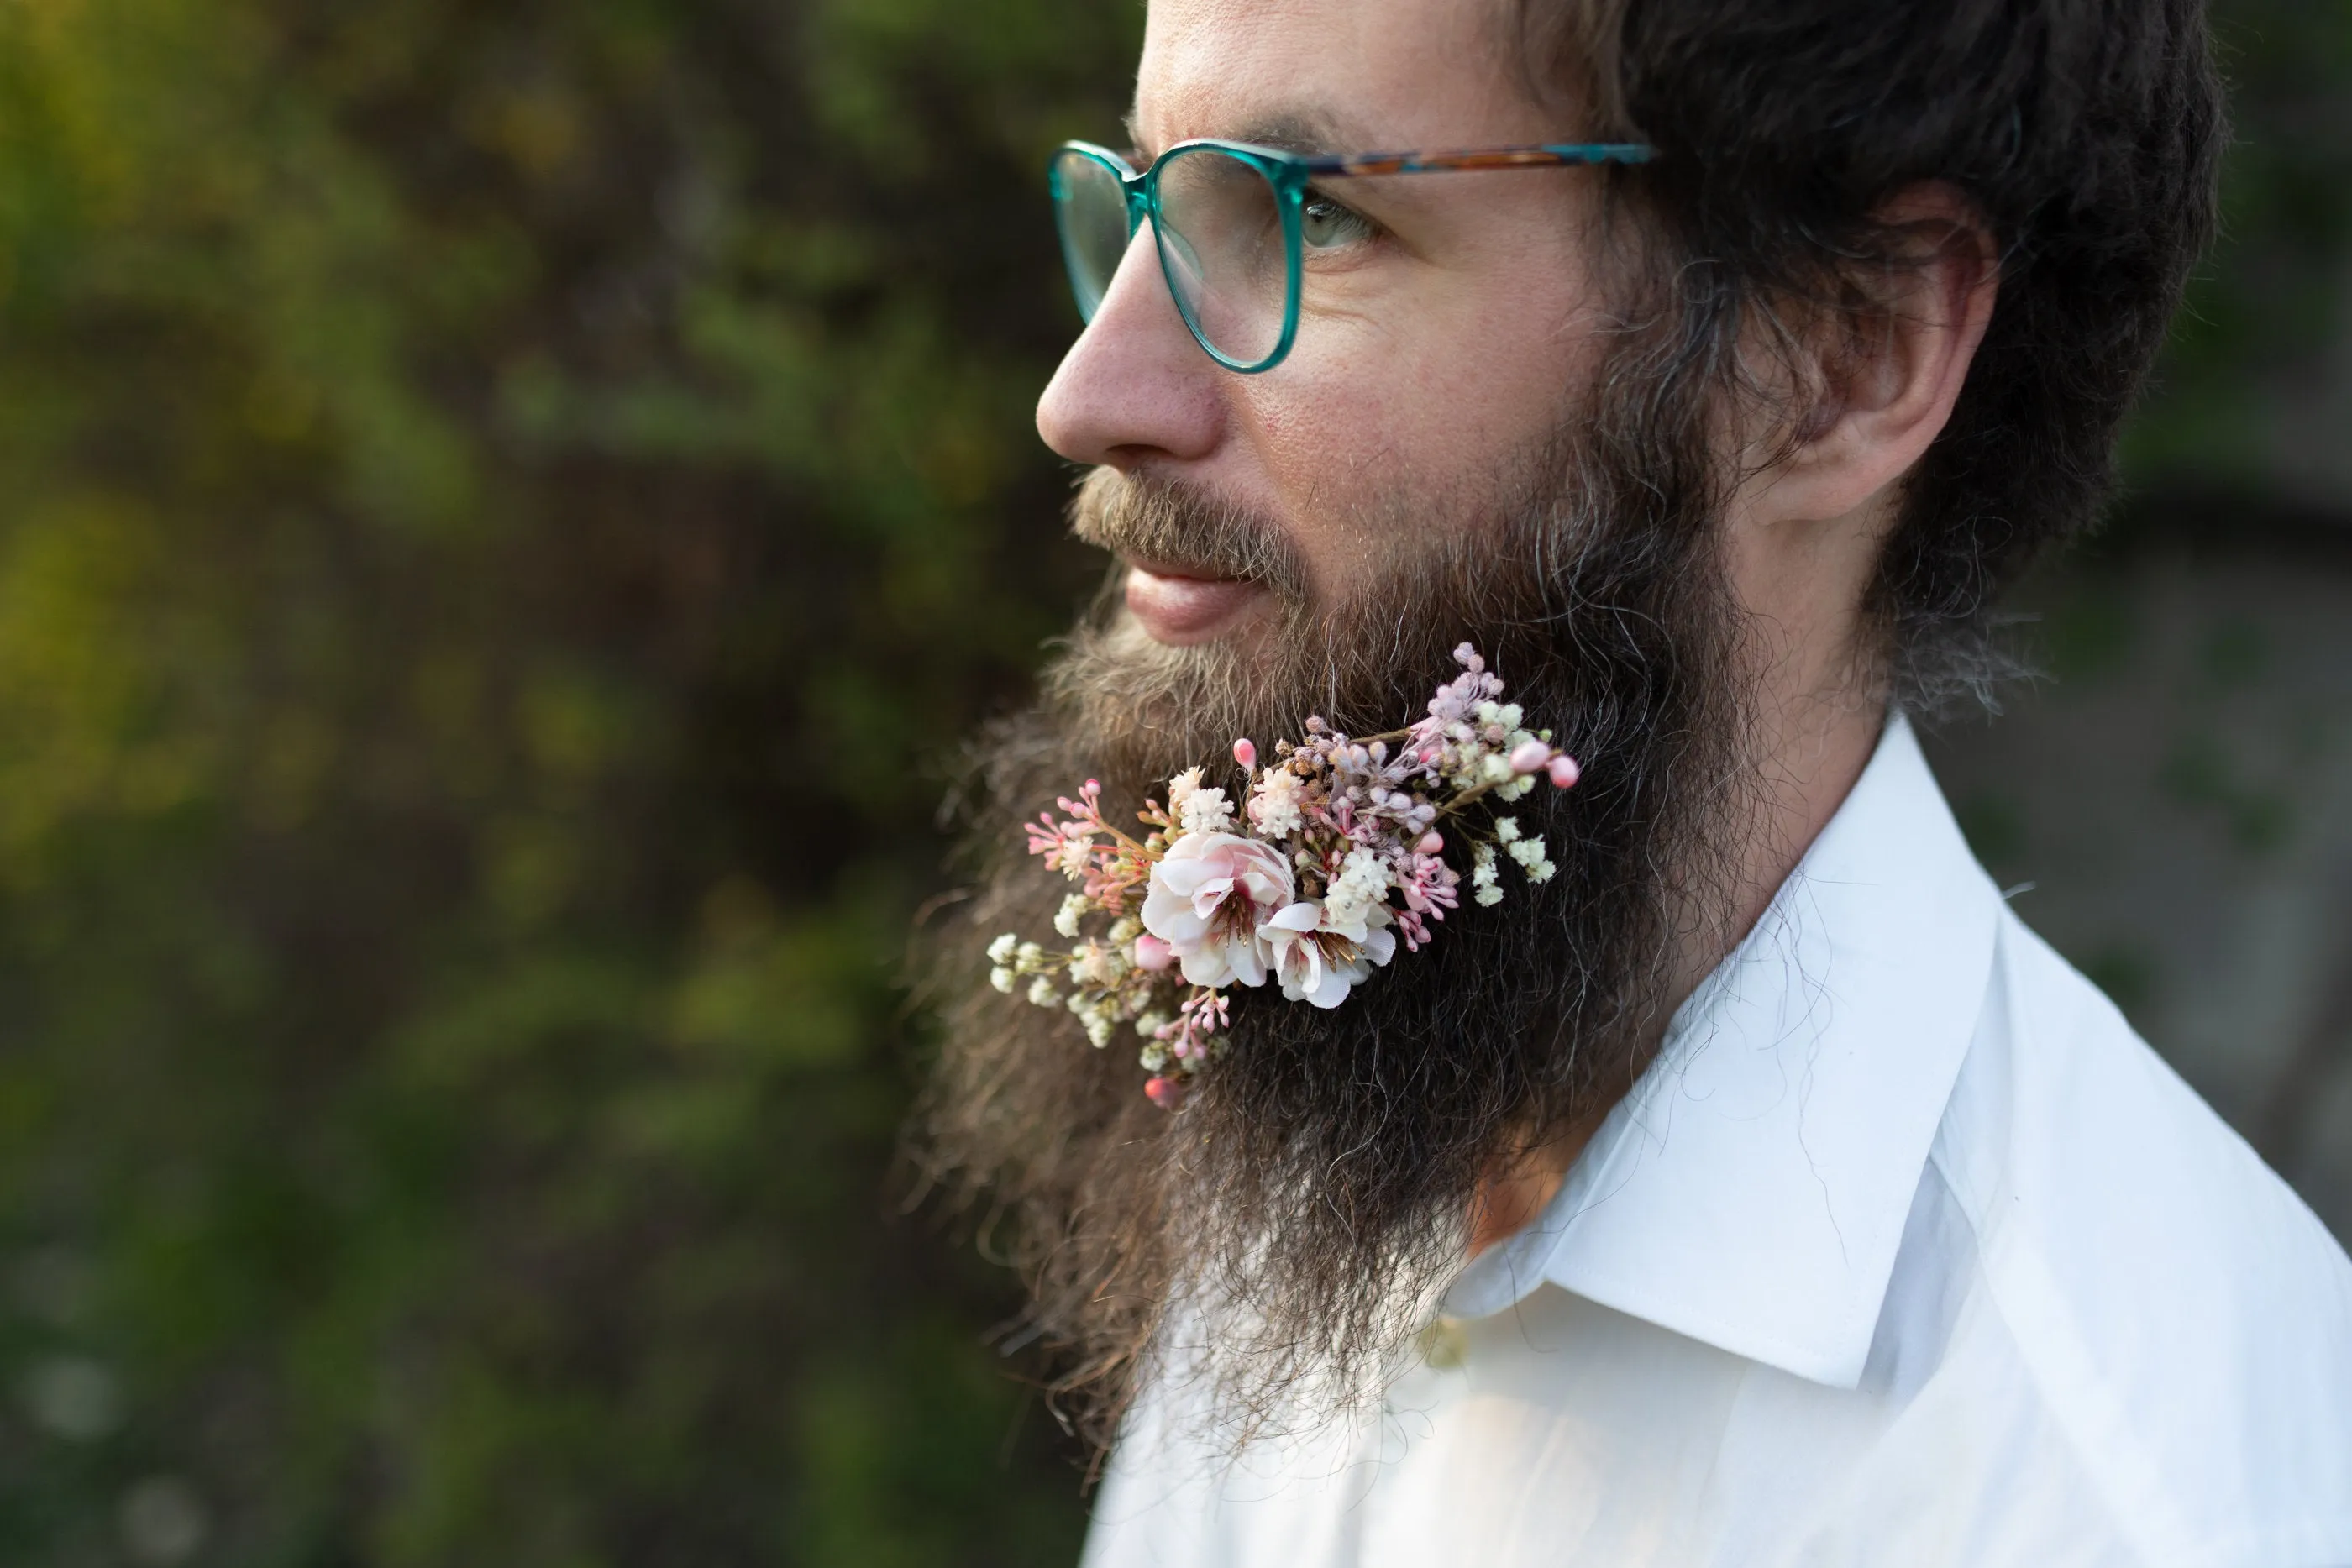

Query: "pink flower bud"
<box><xmin>1548</xmin><ymin>753</ymin><xmax>1582</xmax><ymax>789</ymax></box>
<box><xmin>1414</xmin><ymin>831</ymin><xmax>1445</xmax><ymax>856</ymax></box>
<box><xmin>1508</xmin><ymin>740</ymin><xmax>1551</xmax><ymax>775</ymax></box>
<box><xmin>1144</xmin><ymin>1075</ymin><xmax>1187</xmax><ymax>1111</ymax></box>
<box><xmin>1132</xmin><ymin>933</ymin><xmax>1175</xmax><ymax>972</ymax></box>
<box><xmin>1232</xmin><ymin>737</ymin><xmax>1257</xmax><ymax>768</ymax></box>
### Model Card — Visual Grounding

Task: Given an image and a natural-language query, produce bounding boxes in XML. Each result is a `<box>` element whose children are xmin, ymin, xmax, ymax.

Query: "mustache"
<box><xmin>1067</xmin><ymin>468</ymin><xmax>1311</xmax><ymax>600</ymax></box>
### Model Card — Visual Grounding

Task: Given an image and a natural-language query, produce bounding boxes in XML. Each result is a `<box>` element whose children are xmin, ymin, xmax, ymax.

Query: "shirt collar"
<box><xmin>1443</xmin><ymin>714</ymin><xmax>2003</xmax><ymax>1388</ymax></box>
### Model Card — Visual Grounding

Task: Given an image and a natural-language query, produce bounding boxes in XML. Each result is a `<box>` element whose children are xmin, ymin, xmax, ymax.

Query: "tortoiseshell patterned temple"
<box><xmin>1300</xmin><ymin>144</ymin><xmax>1654</xmax><ymax>177</ymax></box>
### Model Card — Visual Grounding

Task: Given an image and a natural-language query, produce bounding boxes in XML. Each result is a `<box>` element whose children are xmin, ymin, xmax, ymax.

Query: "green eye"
<box><xmin>1299</xmin><ymin>192</ymin><xmax>1373</xmax><ymax>250</ymax></box>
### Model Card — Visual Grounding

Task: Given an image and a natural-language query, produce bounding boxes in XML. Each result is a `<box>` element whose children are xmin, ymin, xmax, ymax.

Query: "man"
<box><xmin>920</xmin><ymin>0</ymin><xmax>2352</xmax><ymax>1561</ymax></box>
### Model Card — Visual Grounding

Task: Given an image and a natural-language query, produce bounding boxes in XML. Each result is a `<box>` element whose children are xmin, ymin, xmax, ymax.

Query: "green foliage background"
<box><xmin>0</xmin><ymin>1</ymin><xmax>2339</xmax><ymax>1564</ymax></box>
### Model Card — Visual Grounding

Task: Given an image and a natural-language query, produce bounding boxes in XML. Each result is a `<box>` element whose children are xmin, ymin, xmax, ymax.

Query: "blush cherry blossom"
<box><xmin>1141</xmin><ymin>832</ymin><xmax>1294</xmax><ymax>989</ymax></box>
<box><xmin>1260</xmin><ymin>900</ymin><xmax>1399</xmax><ymax>1009</ymax></box>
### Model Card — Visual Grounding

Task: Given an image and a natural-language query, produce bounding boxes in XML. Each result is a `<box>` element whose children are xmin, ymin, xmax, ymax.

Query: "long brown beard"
<box><xmin>914</xmin><ymin>364</ymin><xmax>1761</xmax><ymax>1457</ymax></box>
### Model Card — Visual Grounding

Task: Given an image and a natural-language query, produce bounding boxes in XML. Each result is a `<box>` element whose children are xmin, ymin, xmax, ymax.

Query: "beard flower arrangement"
<box><xmin>989</xmin><ymin>644</ymin><xmax>1581</xmax><ymax>1109</ymax></box>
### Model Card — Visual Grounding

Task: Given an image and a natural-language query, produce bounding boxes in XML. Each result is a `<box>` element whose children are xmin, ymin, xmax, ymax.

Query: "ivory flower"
<box><xmin>1179</xmin><ymin>786</ymin><xmax>1237</xmax><ymax>836</ymax></box>
<box><xmin>1247</xmin><ymin>767</ymin><xmax>1307</xmax><ymax>838</ymax></box>
<box><xmin>1322</xmin><ymin>846</ymin><xmax>1394</xmax><ymax>939</ymax></box>
<box><xmin>1141</xmin><ymin>832</ymin><xmax>1294</xmax><ymax>989</ymax></box>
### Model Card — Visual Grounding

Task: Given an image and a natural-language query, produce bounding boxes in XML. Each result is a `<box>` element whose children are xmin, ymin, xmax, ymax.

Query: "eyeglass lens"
<box><xmin>1050</xmin><ymin>146</ymin><xmax>1291</xmax><ymax>369</ymax></box>
<box><xmin>1049</xmin><ymin>149</ymin><xmax>1131</xmax><ymax>321</ymax></box>
<box><xmin>1150</xmin><ymin>147</ymin><xmax>1288</xmax><ymax>368</ymax></box>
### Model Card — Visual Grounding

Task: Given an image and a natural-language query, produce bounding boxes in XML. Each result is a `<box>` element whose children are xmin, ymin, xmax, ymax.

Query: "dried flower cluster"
<box><xmin>989</xmin><ymin>645</ymin><xmax>1582</xmax><ymax>1109</ymax></box>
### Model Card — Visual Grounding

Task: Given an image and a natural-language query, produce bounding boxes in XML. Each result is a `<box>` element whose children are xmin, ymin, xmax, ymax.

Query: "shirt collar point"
<box><xmin>1446</xmin><ymin>716</ymin><xmax>2001</xmax><ymax>1386</ymax></box>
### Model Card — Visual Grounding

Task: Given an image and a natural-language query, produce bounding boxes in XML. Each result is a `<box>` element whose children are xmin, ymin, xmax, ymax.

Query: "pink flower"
<box><xmin>1141</xmin><ymin>832</ymin><xmax>1294</xmax><ymax>989</ymax></box>
<box><xmin>1025</xmin><ymin>815</ymin><xmax>1098</xmax><ymax>878</ymax></box>
<box><xmin>1399</xmin><ymin>852</ymin><xmax>1461</xmax><ymax>924</ymax></box>
<box><xmin>1548</xmin><ymin>753</ymin><xmax>1582</xmax><ymax>789</ymax></box>
<box><xmin>1131</xmin><ymin>933</ymin><xmax>1175</xmax><ymax>972</ymax></box>
<box><xmin>1232</xmin><ymin>737</ymin><xmax>1257</xmax><ymax>768</ymax></box>
<box><xmin>1509</xmin><ymin>739</ymin><xmax>1552</xmax><ymax>775</ymax></box>
<box><xmin>1258</xmin><ymin>899</ymin><xmax>1398</xmax><ymax>1009</ymax></box>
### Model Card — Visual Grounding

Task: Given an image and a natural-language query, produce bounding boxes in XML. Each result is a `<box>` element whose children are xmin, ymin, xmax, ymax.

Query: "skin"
<box><xmin>1037</xmin><ymin>0</ymin><xmax>1998</xmax><ymax>1241</ymax></box>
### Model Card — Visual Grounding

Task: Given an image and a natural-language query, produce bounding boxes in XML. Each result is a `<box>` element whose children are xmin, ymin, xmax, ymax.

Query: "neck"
<box><xmin>1467</xmin><ymin>661</ymin><xmax>1889</xmax><ymax>1258</ymax></box>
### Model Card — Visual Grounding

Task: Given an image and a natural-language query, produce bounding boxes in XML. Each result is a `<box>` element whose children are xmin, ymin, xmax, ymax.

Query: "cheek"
<box><xmin>1230</xmin><ymin>274</ymin><xmax>1600</xmax><ymax>595</ymax></box>
<box><xmin>1232</xmin><ymin>372</ymin><xmax>1417</xmax><ymax>595</ymax></box>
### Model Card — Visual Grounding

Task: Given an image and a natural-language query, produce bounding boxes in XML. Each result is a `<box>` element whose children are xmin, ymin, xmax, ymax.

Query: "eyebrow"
<box><xmin>1119</xmin><ymin>105</ymin><xmax>1652</xmax><ymax>180</ymax></box>
<box><xmin>1227</xmin><ymin>112</ymin><xmax>1352</xmax><ymax>157</ymax></box>
<box><xmin>1125</xmin><ymin>106</ymin><xmax>1356</xmax><ymax>162</ymax></box>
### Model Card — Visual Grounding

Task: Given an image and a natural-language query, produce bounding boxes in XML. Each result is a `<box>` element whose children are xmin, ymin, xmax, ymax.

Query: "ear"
<box><xmin>1749</xmin><ymin>182</ymin><xmax>1999</xmax><ymax>528</ymax></box>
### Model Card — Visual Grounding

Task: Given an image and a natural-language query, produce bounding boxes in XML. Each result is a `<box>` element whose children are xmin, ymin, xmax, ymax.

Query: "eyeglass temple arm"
<box><xmin>1297</xmin><ymin>144</ymin><xmax>1654</xmax><ymax>177</ymax></box>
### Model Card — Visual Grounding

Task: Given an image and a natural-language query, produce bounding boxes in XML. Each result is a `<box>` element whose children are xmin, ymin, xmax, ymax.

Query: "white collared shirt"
<box><xmin>1081</xmin><ymin>718</ymin><xmax>2352</xmax><ymax>1568</ymax></box>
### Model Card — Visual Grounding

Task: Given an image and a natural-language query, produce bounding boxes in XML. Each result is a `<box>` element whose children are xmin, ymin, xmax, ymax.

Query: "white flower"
<box><xmin>1026</xmin><ymin>976</ymin><xmax>1061</xmax><ymax>1008</ymax></box>
<box><xmin>1067</xmin><ymin>993</ymin><xmax>1115</xmax><ymax>1047</ymax></box>
<box><xmin>1140</xmin><ymin>831</ymin><xmax>1295</xmax><ymax>989</ymax></box>
<box><xmin>1507</xmin><ymin>832</ymin><xmax>1558</xmax><ymax>883</ymax></box>
<box><xmin>1322</xmin><ymin>846</ymin><xmax>1393</xmax><ymax>938</ymax></box>
<box><xmin>1069</xmin><ymin>940</ymin><xmax>1123</xmax><ymax>988</ymax></box>
<box><xmin>986</xmin><ymin>933</ymin><xmax>1018</xmax><ymax>965</ymax></box>
<box><xmin>989</xmin><ymin>967</ymin><xmax>1016</xmax><ymax>994</ymax></box>
<box><xmin>1494</xmin><ymin>816</ymin><xmax>1521</xmax><ymax>843</ymax></box>
<box><xmin>1165</xmin><ymin>767</ymin><xmax>1205</xmax><ymax>816</ymax></box>
<box><xmin>1471</xmin><ymin>700</ymin><xmax>1524</xmax><ymax>731</ymax></box>
<box><xmin>1039</xmin><ymin>819</ymin><xmax>1098</xmax><ymax>881</ymax></box>
<box><xmin>1258</xmin><ymin>899</ymin><xmax>1398</xmax><ymax>1009</ymax></box>
<box><xmin>1247</xmin><ymin>767</ymin><xmax>1305</xmax><ymax>839</ymax></box>
<box><xmin>1472</xmin><ymin>843</ymin><xmax>1504</xmax><ymax>907</ymax></box>
<box><xmin>1053</xmin><ymin>894</ymin><xmax>1087</xmax><ymax>938</ymax></box>
<box><xmin>1179</xmin><ymin>785</ymin><xmax>1237</xmax><ymax>836</ymax></box>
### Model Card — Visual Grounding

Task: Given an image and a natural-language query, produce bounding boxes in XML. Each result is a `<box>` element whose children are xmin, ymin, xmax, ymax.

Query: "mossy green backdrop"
<box><xmin>0</xmin><ymin>2</ymin><xmax>2341</xmax><ymax>1563</ymax></box>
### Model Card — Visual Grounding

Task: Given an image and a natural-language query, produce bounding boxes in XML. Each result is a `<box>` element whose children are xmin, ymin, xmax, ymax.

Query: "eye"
<box><xmin>1299</xmin><ymin>191</ymin><xmax>1376</xmax><ymax>251</ymax></box>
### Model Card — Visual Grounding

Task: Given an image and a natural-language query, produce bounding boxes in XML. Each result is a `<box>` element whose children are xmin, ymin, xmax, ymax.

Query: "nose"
<box><xmin>1036</xmin><ymin>221</ymin><xmax>1225</xmax><ymax>469</ymax></box>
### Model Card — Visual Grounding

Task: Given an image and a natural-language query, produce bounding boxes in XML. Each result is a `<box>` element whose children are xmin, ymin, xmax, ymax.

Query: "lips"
<box><xmin>1122</xmin><ymin>561</ymin><xmax>1268</xmax><ymax>646</ymax></box>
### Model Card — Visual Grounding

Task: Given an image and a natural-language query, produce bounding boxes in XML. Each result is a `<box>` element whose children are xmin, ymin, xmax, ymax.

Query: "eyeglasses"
<box><xmin>1048</xmin><ymin>138</ymin><xmax>1655</xmax><ymax>374</ymax></box>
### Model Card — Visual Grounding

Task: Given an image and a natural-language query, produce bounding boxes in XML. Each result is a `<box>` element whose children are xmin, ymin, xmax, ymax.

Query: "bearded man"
<box><xmin>919</xmin><ymin>0</ymin><xmax>2352</xmax><ymax>1561</ymax></box>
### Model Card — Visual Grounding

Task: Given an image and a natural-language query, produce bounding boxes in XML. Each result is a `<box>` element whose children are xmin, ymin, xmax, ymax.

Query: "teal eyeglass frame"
<box><xmin>1049</xmin><ymin>138</ymin><xmax>1656</xmax><ymax>374</ymax></box>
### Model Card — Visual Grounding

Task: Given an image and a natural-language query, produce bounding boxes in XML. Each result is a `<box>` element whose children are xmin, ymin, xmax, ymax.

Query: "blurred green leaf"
<box><xmin>0</xmin><ymin>0</ymin><xmax>1127</xmax><ymax>1560</ymax></box>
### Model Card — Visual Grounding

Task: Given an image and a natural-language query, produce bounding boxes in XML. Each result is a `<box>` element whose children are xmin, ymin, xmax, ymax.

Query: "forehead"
<box><xmin>1135</xmin><ymin>0</ymin><xmax>1541</xmax><ymax>152</ymax></box>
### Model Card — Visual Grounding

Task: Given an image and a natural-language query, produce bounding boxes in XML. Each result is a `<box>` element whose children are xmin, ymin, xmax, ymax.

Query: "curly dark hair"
<box><xmin>1521</xmin><ymin>0</ymin><xmax>2226</xmax><ymax>708</ymax></box>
